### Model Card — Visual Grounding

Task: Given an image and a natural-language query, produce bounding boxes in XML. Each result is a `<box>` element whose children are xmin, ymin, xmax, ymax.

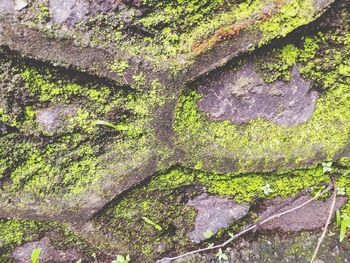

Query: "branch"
<box><xmin>310</xmin><ymin>180</ymin><xmax>337</xmax><ymax>263</ymax></box>
<box><xmin>157</xmin><ymin>184</ymin><xmax>333</xmax><ymax>263</ymax></box>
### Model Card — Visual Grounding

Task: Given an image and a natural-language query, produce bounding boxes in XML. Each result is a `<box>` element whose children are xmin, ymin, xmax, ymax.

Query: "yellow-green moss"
<box><xmin>174</xmin><ymin>26</ymin><xmax>350</xmax><ymax>174</ymax></box>
<box><xmin>0</xmin><ymin>219</ymin><xmax>47</xmax><ymax>260</ymax></box>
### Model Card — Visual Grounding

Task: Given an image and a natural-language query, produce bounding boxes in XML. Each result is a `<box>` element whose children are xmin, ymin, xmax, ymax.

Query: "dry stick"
<box><xmin>157</xmin><ymin>184</ymin><xmax>333</xmax><ymax>263</ymax></box>
<box><xmin>310</xmin><ymin>181</ymin><xmax>337</xmax><ymax>263</ymax></box>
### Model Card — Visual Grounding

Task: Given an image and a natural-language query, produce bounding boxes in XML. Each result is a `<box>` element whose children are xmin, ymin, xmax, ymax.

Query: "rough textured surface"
<box><xmin>174</xmin><ymin>232</ymin><xmax>350</xmax><ymax>262</ymax></box>
<box><xmin>0</xmin><ymin>0</ymin><xmax>349</xmax><ymax>262</ymax></box>
<box><xmin>12</xmin><ymin>237</ymin><xmax>82</xmax><ymax>263</ymax></box>
<box><xmin>260</xmin><ymin>195</ymin><xmax>348</xmax><ymax>232</ymax></box>
<box><xmin>187</xmin><ymin>193</ymin><xmax>250</xmax><ymax>243</ymax></box>
<box><xmin>36</xmin><ymin>106</ymin><xmax>77</xmax><ymax>134</ymax></box>
<box><xmin>198</xmin><ymin>63</ymin><xmax>318</xmax><ymax>126</ymax></box>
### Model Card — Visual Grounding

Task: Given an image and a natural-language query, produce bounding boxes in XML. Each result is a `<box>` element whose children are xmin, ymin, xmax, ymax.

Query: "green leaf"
<box><xmin>337</xmin><ymin>187</ymin><xmax>346</xmax><ymax>196</ymax></box>
<box><xmin>203</xmin><ymin>229</ymin><xmax>214</xmax><ymax>239</ymax></box>
<box><xmin>336</xmin><ymin>210</ymin><xmax>341</xmax><ymax>226</ymax></box>
<box><xmin>94</xmin><ymin>120</ymin><xmax>128</xmax><ymax>131</ymax></box>
<box><xmin>216</xmin><ymin>248</ymin><xmax>228</xmax><ymax>261</ymax></box>
<box><xmin>142</xmin><ymin>216</ymin><xmax>162</xmax><ymax>230</ymax></box>
<box><xmin>321</xmin><ymin>162</ymin><xmax>332</xmax><ymax>173</ymax></box>
<box><xmin>31</xmin><ymin>248</ymin><xmax>41</xmax><ymax>263</ymax></box>
<box><xmin>339</xmin><ymin>219</ymin><xmax>350</xmax><ymax>242</ymax></box>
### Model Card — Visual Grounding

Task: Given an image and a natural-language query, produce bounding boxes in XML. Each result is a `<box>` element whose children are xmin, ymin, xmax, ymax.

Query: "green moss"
<box><xmin>0</xmin><ymin>219</ymin><xmax>47</xmax><ymax>260</ymax></box>
<box><xmin>256</xmin><ymin>44</ymin><xmax>300</xmax><ymax>83</ymax></box>
<box><xmin>147</xmin><ymin>165</ymin><xmax>329</xmax><ymax>203</ymax></box>
<box><xmin>174</xmin><ymin>25</ymin><xmax>350</xmax><ymax>174</ymax></box>
<box><xmin>108</xmin><ymin>59</ymin><xmax>130</xmax><ymax>75</ymax></box>
<box><xmin>257</xmin><ymin>0</ymin><xmax>315</xmax><ymax>43</ymax></box>
<box><xmin>94</xmin><ymin>172</ymin><xmax>198</xmax><ymax>260</ymax></box>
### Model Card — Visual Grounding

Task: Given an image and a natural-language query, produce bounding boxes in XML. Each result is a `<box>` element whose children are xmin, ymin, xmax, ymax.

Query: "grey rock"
<box><xmin>260</xmin><ymin>195</ymin><xmax>347</xmax><ymax>232</ymax></box>
<box><xmin>0</xmin><ymin>0</ymin><xmax>15</xmax><ymax>15</ymax></box>
<box><xmin>49</xmin><ymin>0</ymin><xmax>89</xmax><ymax>25</ymax></box>
<box><xmin>187</xmin><ymin>193</ymin><xmax>250</xmax><ymax>243</ymax></box>
<box><xmin>14</xmin><ymin>0</ymin><xmax>27</xmax><ymax>11</ymax></box>
<box><xmin>36</xmin><ymin>106</ymin><xmax>77</xmax><ymax>134</ymax></box>
<box><xmin>198</xmin><ymin>63</ymin><xmax>318</xmax><ymax>127</ymax></box>
<box><xmin>11</xmin><ymin>237</ymin><xmax>82</xmax><ymax>262</ymax></box>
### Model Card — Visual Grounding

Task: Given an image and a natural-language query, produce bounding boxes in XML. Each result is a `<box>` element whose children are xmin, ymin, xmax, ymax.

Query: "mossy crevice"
<box><xmin>174</xmin><ymin>12</ymin><xmax>350</xmax><ymax>174</ymax></box>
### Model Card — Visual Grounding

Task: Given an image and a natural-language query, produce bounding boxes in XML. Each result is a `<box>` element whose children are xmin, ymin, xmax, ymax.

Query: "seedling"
<box><xmin>336</xmin><ymin>210</ymin><xmax>350</xmax><ymax>242</ymax></box>
<box><xmin>261</xmin><ymin>184</ymin><xmax>273</xmax><ymax>195</ymax></box>
<box><xmin>112</xmin><ymin>254</ymin><xmax>130</xmax><ymax>263</ymax></box>
<box><xmin>31</xmin><ymin>248</ymin><xmax>41</xmax><ymax>263</ymax></box>
<box><xmin>216</xmin><ymin>248</ymin><xmax>228</xmax><ymax>262</ymax></box>
<box><xmin>142</xmin><ymin>216</ymin><xmax>162</xmax><ymax>230</ymax></box>
<box><xmin>94</xmin><ymin>120</ymin><xmax>128</xmax><ymax>131</ymax></box>
<box><xmin>322</xmin><ymin>162</ymin><xmax>332</xmax><ymax>173</ymax></box>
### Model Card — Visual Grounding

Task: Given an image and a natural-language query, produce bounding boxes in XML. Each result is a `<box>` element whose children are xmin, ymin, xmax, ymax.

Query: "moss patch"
<box><xmin>174</xmin><ymin>16</ymin><xmax>350</xmax><ymax>174</ymax></box>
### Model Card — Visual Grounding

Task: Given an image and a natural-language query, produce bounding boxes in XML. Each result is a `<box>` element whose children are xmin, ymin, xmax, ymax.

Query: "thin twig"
<box><xmin>310</xmin><ymin>180</ymin><xmax>337</xmax><ymax>263</ymax></box>
<box><xmin>157</xmin><ymin>184</ymin><xmax>333</xmax><ymax>263</ymax></box>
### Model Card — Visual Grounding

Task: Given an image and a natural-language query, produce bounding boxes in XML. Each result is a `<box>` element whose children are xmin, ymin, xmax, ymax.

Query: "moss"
<box><xmin>93</xmin><ymin>161</ymin><xmax>347</xmax><ymax>261</ymax></box>
<box><xmin>256</xmin><ymin>44</ymin><xmax>300</xmax><ymax>83</ymax></box>
<box><xmin>94</xmin><ymin>173</ymin><xmax>198</xmax><ymax>261</ymax></box>
<box><xmin>0</xmin><ymin>219</ymin><xmax>47</xmax><ymax>260</ymax></box>
<box><xmin>173</xmin><ymin>23</ymin><xmax>350</xmax><ymax>174</ymax></box>
<box><xmin>257</xmin><ymin>0</ymin><xmax>315</xmax><ymax>43</ymax></box>
<box><xmin>147</xmin><ymin>165</ymin><xmax>329</xmax><ymax>203</ymax></box>
<box><xmin>108</xmin><ymin>59</ymin><xmax>130</xmax><ymax>75</ymax></box>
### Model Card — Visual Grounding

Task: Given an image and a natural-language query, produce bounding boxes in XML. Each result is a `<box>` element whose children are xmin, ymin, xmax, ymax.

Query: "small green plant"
<box><xmin>336</xmin><ymin>210</ymin><xmax>350</xmax><ymax>242</ymax></box>
<box><xmin>203</xmin><ymin>229</ymin><xmax>214</xmax><ymax>239</ymax></box>
<box><xmin>261</xmin><ymin>184</ymin><xmax>273</xmax><ymax>195</ymax></box>
<box><xmin>141</xmin><ymin>216</ymin><xmax>162</xmax><ymax>230</ymax></box>
<box><xmin>322</xmin><ymin>162</ymin><xmax>332</xmax><ymax>173</ymax></box>
<box><xmin>337</xmin><ymin>187</ymin><xmax>346</xmax><ymax>196</ymax></box>
<box><xmin>94</xmin><ymin>120</ymin><xmax>128</xmax><ymax>131</ymax></box>
<box><xmin>31</xmin><ymin>248</ymin><xmax>41</xmax><ymax>263</ymax></box>
<box><xmin>207</xmin><ymin>243</ymin><xmax>214</xmax><ymax>248</ymax></box>
<box><xmin>112</xmin><ymin>254</ymin><xmax>131</xmax><ymax>263</ymax></box>
<box><xmin>216</xmin><ymin>248</ymin><xmax>228</xmax><ymax>262</ymax></box>
<box><xmin>109</xmin><ymin>59</ymin><xmax>129</xmax><ymax>75</ymax></box>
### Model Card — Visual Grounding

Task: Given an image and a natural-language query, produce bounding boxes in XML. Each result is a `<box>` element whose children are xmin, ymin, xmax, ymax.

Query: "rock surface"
<box><xmin>12</xmin><ymin>237</ymin><xmax>82</xmax><ymax>263</ymax></box>
<box><xmin>260</xmin><ymin>195</ymin><xmax>347</xmax><ymax>231</ymax></box>
<box><xmin>198</xmin><ymin>63</ymin><xmax>318</xmax><ymax>126</ymax></box>
<box><xmin>0</xmin><ymin>0</ymin><xmax>349</xmax><ymax>262</ymax></box>
<box><xmin>36</xmin><ymin>106</ymin><xmax>77</xmax><ymax>134</ymax></box>
<box><xmin>187</xmin><ymin>193</ymin><xmax>250</xmax><ymax>243</ymax></box>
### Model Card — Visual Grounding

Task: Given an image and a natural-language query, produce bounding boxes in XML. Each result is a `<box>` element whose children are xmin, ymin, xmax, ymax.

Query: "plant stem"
<box><xmin>310</xmin><ymin>180</ymin><xmax>337</xmax><ymax>263</ymax></box>
<box><xmin>157</xmin><ymin>184</ymin><xmax>333</xmax><ymax>263</ymax></box>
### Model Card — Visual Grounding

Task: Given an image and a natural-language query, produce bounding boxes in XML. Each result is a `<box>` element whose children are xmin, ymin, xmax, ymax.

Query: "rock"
<box><xmin>187</xmin><ymin>193</ymin><xmax>250</xmax><ymax>243</ymax></box>
<box><xmin>14</xmin><ymin>0</ymin><xmax>27</xmax><ymax>11</ymax></box>
<box><xmin>198</xmin><ymin>63</ymin><xmax>318</xmax><ymax>126</ymax></box>
<box><xmin>174</xmin><ymin>232</ymin><xmax>350</xmax><ymax>263</ymax></box>
<box><xmin>259</xmin><ymin>195</ymin><xmax>347</xmax><ymax>232</ymax></box>
<box><xmin>49</xmin><ymin>0</ymin><xmax>89</xmax><ymax>25</ymax></box>
<box><xmin>0</xmin><ymin>0</ymin><xmax>14</xmax><ymax>15</ymax></box>
<box><xmin>11</xmin><ymin>237</ymin><xmax>82</xmax><ymax>262</ymax></box>
<box><xmin>36</xmin><ymin>106</ymin><xmax>77</xmax><ymax>134</ymax></box>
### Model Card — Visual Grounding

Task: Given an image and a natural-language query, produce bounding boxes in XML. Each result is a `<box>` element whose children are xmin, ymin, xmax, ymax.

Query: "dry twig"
<box><xmin>310</xmin><ymin>180</ymin><xmax>337</xmax><ymax>263</ymax></box>
<box><xmin>157</xmin><ymin>184</ymin><xmax>333</xmax><ymax>263</ymax></box>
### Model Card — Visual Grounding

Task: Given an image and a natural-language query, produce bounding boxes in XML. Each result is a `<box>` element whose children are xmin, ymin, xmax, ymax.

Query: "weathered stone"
<box><xmin>36</xmin><ymin>106</ymin><xmax>77</xmax><ymax>134</ymax></box>
<box><xmin>49</xmin><ymin>0</ymin><xmax>89</xmax><ymax>25</ymax></box>
<box><xmin>187</xmin><ymin>193</ymin><xmax>250</xmax><ymax>243</ymax></box>
<box><xmin>175</xmin><ymin>232</ymin><xmax>350</xmax><ymax>263</ymax></box>
<box><xmin>14</xmin><ymin>0</ymin><xmax>27</xmax><ymax>11</ymax></box>
<box><xmin>12</xmin><ymin>237</ymin><xmax>82</xmax><ymax>263</ymax></box>
<box><xmin>198</xmin><ymin>63</ymin><xmax>318</xmax><ymax>126</ymax></box>
<box><xmin>259</xmin><ymin>195</ymin><xmax>347</xmax><ymax>231</ymax></box>
<box><xmin>0</xmin><ymin>0</ymin><xmax>14</xmax><ymax>15</ymax></box>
